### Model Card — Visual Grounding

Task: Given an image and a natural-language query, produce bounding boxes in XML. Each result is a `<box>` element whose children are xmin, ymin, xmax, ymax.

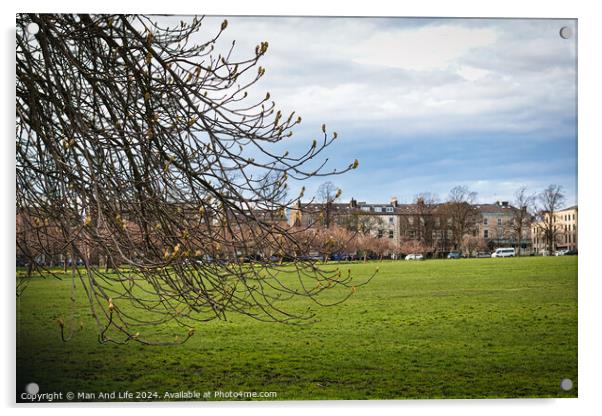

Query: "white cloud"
<box><xmin>456</xmin><ymin>65</ymin><xmax>491</xmax><ymax>81</ymax></box>
<box><xmin>167</xmin><ymin>16</ymin><xmax>577</xmax><ymax>204</ymax></box>
<box><xmin>195</xmin><ymin>17</ymin><xmax>576</xmax><ymax>142</ymax></box>
<box><xmin>352</xmin><ymin>24</ymin><xmax>498</xmax><ymax>71</ymax></box>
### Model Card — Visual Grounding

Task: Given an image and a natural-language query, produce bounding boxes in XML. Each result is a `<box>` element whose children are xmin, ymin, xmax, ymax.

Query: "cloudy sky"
<box><xmin>201</xmin><ymin>16</ymin><xmax>577</xmax><ymax>206</ymax></box>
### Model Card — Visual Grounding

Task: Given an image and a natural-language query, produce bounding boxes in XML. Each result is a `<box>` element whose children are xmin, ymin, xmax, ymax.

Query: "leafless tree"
<box><xmin>400</xmin><ymin>238</ymin><xmax>427</xmax><ymax>256</ymax></box>
<box><xmin>535</xmin><ymin>184</ymin><xmax>566</xmax><ymax>254</ymax></box>
<box><xmin>511</xmin><ymin>187</ymin><xmax>535</xmax><ymax>256</ymax></box>
<box><xmin>441</xmin><ymin>186</ymin><xmax>479</xmax><ymax>250</ymax></box>
<box><xmin>356</xmin><ymin>233</ymin><xmax>379</xmax><ymax>262</ymax></box>
<box><xmin>461</xmin><ymin>235</ymin><xmax>479</xmax><ymax>257</ymax></box>
<box><xmin>313</xmin><ymin>226</ymin><xmax>355</xmax><ymax>262</ymax></box>
<box><xmin>373</xmin><ymin>237</ymin><xmax>394</xmax><ymax>261</ymax></box>
<box><xmin>16</xmin><ymin>14</ymin><xmax>371</xmax><ymax>345</ymax></box>
<box><xmin>491</xmin><ymin>219</ymin><xmax>511</xmax><ymax>250</ymax></box>
<box><xmin>257</xmin><ymin>168</ymin><xmax>288</xmax><ymax>206</ymax></box>
<box><xmin>316</xmin><ymin>181</ymin><xmax>341</xmax><ymax>229</ymax></box>
<box><xmin>343</xmin><ymin>210</ymin><xmax>382</xmax><ymax>236</ymax></box>
<box><xmin>413</xmin><ymin>193</ymin><xmax>439</xmax><ymax>252</ymax></box>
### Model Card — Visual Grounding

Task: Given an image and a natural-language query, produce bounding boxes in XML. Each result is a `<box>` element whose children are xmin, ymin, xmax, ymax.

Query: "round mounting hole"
<box><xmin>26</xmin><ymin>22</ymin><xmax>39</xmax><ymax>35</ymax></box>
<box><xmin>25</xmin><ymin>382</ymin><xmax>39</xmax><ymax>395</ymax></box>
<box><xmin>560</xmin><ymin>378</ymin><xmax>573</xmax><ymax>391</ymax></box>
<box><xmin>559</xmin><ymin>26</ymin><xmax>573</xmax><ymax>39</ymax></box>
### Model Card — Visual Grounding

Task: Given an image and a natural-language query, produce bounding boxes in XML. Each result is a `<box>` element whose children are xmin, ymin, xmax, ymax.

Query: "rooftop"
<box><xmin>293</xmin><ymin>199</ymin><xmax>524</xmax><ymax>216</ymax></box>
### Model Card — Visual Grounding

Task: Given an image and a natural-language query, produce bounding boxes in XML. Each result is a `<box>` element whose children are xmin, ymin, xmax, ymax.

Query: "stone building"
<box><xmin>289</xmin><ymin>197</ymin><xmax>455</xmax><ymax>256</ymax></box>
<box><xmin>289</xmin><ymin>198</ymin><xmax>534</xmax><ymax>257</ymax></box>
<box><xmin>475</xmin><ymin>201</ymin><xmax>533</xmax><ymax>254</ymax></box>
<box><xmin>531</xmin><ymin>205</ymin><xmax>578</xmax><ymax>254</ymax></box>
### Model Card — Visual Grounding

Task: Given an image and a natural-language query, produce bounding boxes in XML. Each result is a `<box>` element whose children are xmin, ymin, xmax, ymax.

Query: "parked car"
<box><xmin>491</xmin><ymin>247</ymin><xmax>515</xmax><ymax>258</ymax></box>
<box><xmin>300</xmin><ymin>253</ymin><xmax>322</xmax><ymax>261</ymax></box>
<box><xmin>555</xmin><ymin>249</ymin><xmax>569</xmax><ymax>256</ymax></box>
<box><xmin>330</xmin><ymin>253</ymin><xmax>347</xmax><ymax>261</ymax></box>
<box><xmin>476</xmin><ymin>251</ymin><xmax>491</xmax><ymax>258</ymax></box>
<box><xmin>447</xmin><ymin>251</ymin><xmax>463</xmax><ymax>259</ymax></box>
<box><xmin>405</xmin><ymin>253</ymin><xmax>424</xmax><ymax>261</ymax></box>
<box><xmin>565</xmin><ymin>249</ymin><xmax>578</xmax><ymax>256</ymax></box>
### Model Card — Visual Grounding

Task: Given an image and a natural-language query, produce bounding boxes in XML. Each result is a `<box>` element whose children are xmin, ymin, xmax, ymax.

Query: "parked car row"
<box><xmin>293</xmin><ymin>246</ymin><xmax>571</xmax><ymax>262</ymax></box>
<box><xmin>408</xmin><ymin>248</ymin><xmax>519</xmax><ymax>260</ymax></box>
<box><xmin>555</xmin><ymin>249</ymin><xmax>578</xmax><ymax>256</ymax></box>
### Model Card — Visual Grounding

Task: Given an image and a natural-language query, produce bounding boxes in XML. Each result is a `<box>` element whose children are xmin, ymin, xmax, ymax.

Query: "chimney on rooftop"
<box><xmin>390</xmin><ymin>196</ymin><xmax>398</xmax><ymax>207</ymax></box>
<box><xmin>350</xmin><ymin>198</ymin><xmax>357</xmax><ymax>208</ymax></box>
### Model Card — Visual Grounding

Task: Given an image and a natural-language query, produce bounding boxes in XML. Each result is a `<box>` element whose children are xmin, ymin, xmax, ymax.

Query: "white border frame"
<box><xmin>3</xmin><ymin>1</ymin><xmax>600</xmax><ymax>415</ymax></box>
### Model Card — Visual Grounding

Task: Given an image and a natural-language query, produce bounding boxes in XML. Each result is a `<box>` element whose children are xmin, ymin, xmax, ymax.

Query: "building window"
<box><xmin>388</xmin><ymin>216</ymin><xmax>394</xmax><ymax>224</ymax></box>
<box><xmin>377</xmin><ymin>229</ymin><xmax>383</xmax><ymax>238</ymax></box>
<box><xmin>484</xmin><ymin>229</ymin><xmax>489</xmax><ymax>238</ymax></box>
<box><xmin>497</xmin><ymin>218</ymin><xmax>502</xmax><ymax>226</ymax></box>
<box><xmin>361</xmin><ymin>206</ymin><xmax>370</xmax><ymax>212</ymax></box>
<box><xmin>386</xmin><ymin>207</ymin><xmax>394</xmax><ymax>213</ymax></box>
<box><xmin>388</xmin><ymin>230</ymin><xmax>394</xmax><ymax>239</ymax></box>
<box><xmin>483</xmin><ymin>218</ymin><xmax>488</xmax><ymax>225</ymax></box>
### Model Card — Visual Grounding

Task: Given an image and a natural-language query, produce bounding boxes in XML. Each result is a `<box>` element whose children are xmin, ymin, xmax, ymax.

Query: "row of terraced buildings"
<box><xmin>288</xmin><ymin>197</ymin><xmax>578</xmax><ymax>257</ymax></box>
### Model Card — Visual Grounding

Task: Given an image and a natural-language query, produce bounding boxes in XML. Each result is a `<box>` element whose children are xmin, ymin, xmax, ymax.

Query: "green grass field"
<box><xmin>16</xmin><ymin>256</ymin><xmax>577</xmax><ymax>401</ymax></box>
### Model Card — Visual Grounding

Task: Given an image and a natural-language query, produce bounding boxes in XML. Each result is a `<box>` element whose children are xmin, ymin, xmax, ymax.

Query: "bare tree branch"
<box><xmin>16</xmin><ymin>13</ymin><xmax>369</xmax><ymax>345</ymax></box>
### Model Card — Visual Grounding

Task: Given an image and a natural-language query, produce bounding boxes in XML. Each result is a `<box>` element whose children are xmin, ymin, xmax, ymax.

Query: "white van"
<box><xmin>491</xmin><ymin>248</ymin><xmax>515</xmax><ymax>258</ymax></box>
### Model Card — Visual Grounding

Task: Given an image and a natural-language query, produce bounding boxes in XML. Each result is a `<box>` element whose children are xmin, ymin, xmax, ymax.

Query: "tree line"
<box><xmin>305</xmin><ymin>182</ymin><xmax>568</xmax><ymax>258</ymax></box>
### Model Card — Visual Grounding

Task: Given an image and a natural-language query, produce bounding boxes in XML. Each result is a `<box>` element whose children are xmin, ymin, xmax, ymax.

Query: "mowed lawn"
<box><xmin>16</xmin><ymin>256</ymin><xmax>577</xmax><ymax>401</ymax></box>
